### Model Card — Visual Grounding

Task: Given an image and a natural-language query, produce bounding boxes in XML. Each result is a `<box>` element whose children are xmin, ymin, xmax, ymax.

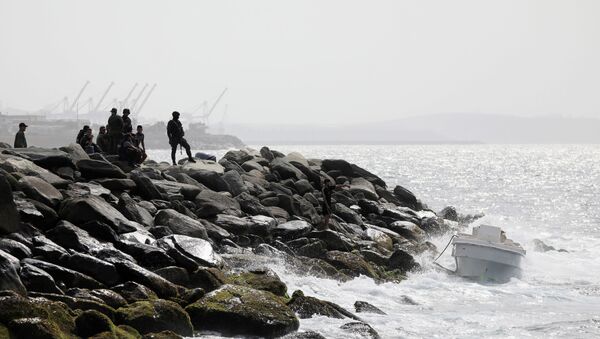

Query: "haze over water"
<box><xmin>152</xmin><ymin>144</ymin><xmax>600</xmax><ymax>338</ymax></box>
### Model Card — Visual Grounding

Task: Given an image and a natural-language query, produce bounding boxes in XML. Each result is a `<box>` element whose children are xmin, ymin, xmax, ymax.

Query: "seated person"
<box><xmin>79</xmin><ymin>129</ymin><xmax>102</xmax><ymax>154</ymax></box>
<box><xmin>119</xmin><ymin>132</ymin><xmax>144</xmax><ymax>165</ymax></box>
<box><xmin>76</xmin><ymin>125</ymin><xmax>90</xmax><ymax>144</ymax></box>
<box><xmin>134</xmin><ymin>125</ymin><xmax>147</xmax><ymax>162</ymax></box>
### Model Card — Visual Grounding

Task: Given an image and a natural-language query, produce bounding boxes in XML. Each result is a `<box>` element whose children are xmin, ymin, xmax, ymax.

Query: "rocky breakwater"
<box><xmin>0</xmin><ymin>143</ymin><xmax>468</xmax><ymax>338</ymax></box>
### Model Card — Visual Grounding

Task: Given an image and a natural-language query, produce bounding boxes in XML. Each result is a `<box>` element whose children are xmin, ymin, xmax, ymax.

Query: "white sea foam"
<box><xmin>152</xmin><ymin>145</ymin><xmax>600</xmax><ymax>338</ymax></box>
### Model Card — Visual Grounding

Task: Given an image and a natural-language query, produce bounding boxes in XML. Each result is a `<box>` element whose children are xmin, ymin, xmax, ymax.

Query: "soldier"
<box><xmin>122</xmin><ymin>108</ymin><xmax>132</xmax><ymax>133</ymax></box>
<box><xmin>13</xmin><ymin>122</ymin><xmax>28</xmax><ymax>148</ymax></box>
<box><xmin>107</xmin><ymin>108</ymin><xmax>123</xmax><ymax>154</ymax></box>
<box><xmin>166</xmin><ymin>111</ymin><xmax>196</xmax><ymax>165</ymax></box>
<box><xmin>76</xmin><ymin>125</ymin><xmax>90</xmax><ymax>144</ymax></box>
<box><xmin>96</xmin><ymin>126</ymin><xmax>110</xmax><ymax>153</ymax></box>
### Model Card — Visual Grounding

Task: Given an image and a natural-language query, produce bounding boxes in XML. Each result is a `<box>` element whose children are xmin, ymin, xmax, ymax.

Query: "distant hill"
<box><xmin>225</xmin><ymin>113</ymin><xmax>600</xmax><ymax>144</ymax></box>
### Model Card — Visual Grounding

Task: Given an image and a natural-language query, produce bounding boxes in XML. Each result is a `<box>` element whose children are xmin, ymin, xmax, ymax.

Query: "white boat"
<box><xmin>451</xmin><ymin>225</ymin><xmax>526</xmax><ymax>282</ymax></box>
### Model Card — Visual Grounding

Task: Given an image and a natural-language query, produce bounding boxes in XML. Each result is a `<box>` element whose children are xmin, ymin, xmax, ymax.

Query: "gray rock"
<box><xmin>151</xmin><ymin>179</ymin><xmax>201</xmax><ymax>200</ymax></box>
<box><xmin>77</xmin><ymin>159</ymin><xmax>127</xmax><ymax>179</ymax></box>
<box><xmin>388</xmin><ymin>249</ymin><xmax>419</xmax><ymax>272</ymax></box>
<box><xmin>115</xmin><ymin>240</ymin><xmax>175</xmax><ymax>270</ymax></box>
<box><xmin>393</xmin><ymin>185</ymin><xmax>418</xmax><ymax>209</ymax></box>
<box><xmin>93</xmin><ymin>178</ymin><xmax>137</xmax><ymax>191</ymax></box>
<box><xmin>271</xmin><ymin>158</ymin><xmax>307</xmax><ymax>181</ymax></box>
<box><xmin>273</xmin><ymin>220</ymin><xmax>312</xmax><ymax>239</ymax></box>
<box><xmin>87</xmin><ymin>288</ymin><xmax>128</xmax><ymax>309</ymax></box>
<box><xmin>154</xmin><ymin>209</ymin><xmax>209</xmax><ymax>240</ymax></box>
<box><xmin>222</xmin><ymin>170</ymin><xmax>248</xmax><ymax>196</ymax></box>
<box><xmin>333</xmin><ymin>203</ymin><xmax>364</xmax><ymax>226</ymax></box>
<box><xmin>287</xmin><ymin>290</ymin><xmax>362</xmax><ymax>320</ymax></box>
<box><xmin>340</xmin><ymin>322</ymin><xmax>381</xmax><ymax>339</ymax></box>
<box><xmin>309</xmin><ymin>230</ymin><xmax>355</xmax><ymax>251</ymax></box>
<box><xmin>19</xmin><ymin>263</ymin><xmax>63</xmax><ymax>294</ymax></box>
<box><xmin>354</xmin><ymin>301</ymin><xmax>386</xmax><ymax>315</ymax></box>
<box><xmin>111</xmin><ymin>281</ymin><xmax>158</xmax><ymax>303</ymax></box>
<box><xmin>118</xmin><ymin>192</ymin><xmax>154</xmax><ymax>227</ymax></box>
<box><xmin>59</xmin><ymin>143</ymin><xmax>90</xmax><ymax>162</ymax></box>
<box><xmin>213</xmin><ymin>214</ymin><xmax>255</xmax><ymax>235</ymax></box>
<box><xmin>23</xmin><ymin>258</ymin><xmax>104</xmax><ymax>289</ymax></box>
<box><xmin>19</xmin><ymin>175</ymin><xmax>64</xmax><ymax>207</ymax></box>
<box><xmin>112</xmin><ymin>259</ymin><xmax>179</xmax><ymax>298</ymax></box>
<box><xmin>0</xmin><ymin>249</ymin><xmax>26</xmax><ymax>295</ymax></box>
<box><xmin>0</xmin><ymin>153</ymin><xmax>70</xmax><ymax>187</ymax></box>
<box><xmin>4</xmin><ymin>147</ymin><xmax>75</xmax><ymax>169</ymax></box>
<box><xmin>187</xmin><ymin>169</ymin><xmax>230</xmax><ymax>192</ymax></box>
<box><xmin>388</xmin><ymin>220</ymin><xmax>425</xmax><ymax>241</ymax></box>
<box><xmin>31</xmin><ymin>235</ymin><xmax>69</xmax><ymax>262</ymax></box>
<box><xmin>154</xmin><ymin>266</ymin><xmax>190</xmax><ymax>286</ymax></box>
<box><xmin>65</xmin><ymin>252</ymin><xmax>120</xmax><ymax>286</ymax></box>
<box><xmin>195</xmin><ymin>189</ymin><xmax>242</xmax><ymax>218</ymax></box>
<box><xmin>349</xmin><ymin>177</ymin><xmax>379</xmax><ymax>201</ymax></box>
<box><xmin>0</xmin><ymin>172</ymin><xmax>20</xmax><ymax>234</ymax></box>
<box><xmin>0</xmin><ymin>238</ymin><xmax>31</xmax><ymax>259</ymax></box>
<box><xmin>131</xmin><ymin>172</ymin><xmax>165</xmax><ymax>200</ymax></box>
<box><xmin>294</xmin><ymin>179</ymin><xmax>314</xmax><ymax>195</ymax></box>
<box><xmin>222</xmin><ymin>149</ymin><xmax>253</xmax><ymax>165</ymax></box>
<box><xmin>59</xmin><ymin>196</ymin><xmax>142</xmax><ymax>234</ymax></box>
<box><xmin>321</xmin><ymin>159</ymin><xmax>354</xmax><ymax>177</ymax></box>
<box><xmin>236</xmin><ymin>192</ymin><xmax>272</xmax><ymax>216</ymax></box>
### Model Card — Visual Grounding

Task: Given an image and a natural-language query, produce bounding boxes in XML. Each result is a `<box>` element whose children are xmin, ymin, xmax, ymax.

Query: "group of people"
<box><xmin>13</xmin><ymin>108</ymin><xmax>198</xmax><ymax>167</ymax></box>
<box><xmin>74</xmin><ymin>108</ymin><xmax>147</xmax><ymax>165</ymax></box>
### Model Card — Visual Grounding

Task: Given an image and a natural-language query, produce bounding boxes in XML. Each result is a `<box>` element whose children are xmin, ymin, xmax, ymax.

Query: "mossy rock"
<box><xmin>75</xmin><ymin>310</ymin><xmax>114</xmax><ymax>337</ymax></box>
<box><xmin>115</xmin><ymin>299</ymin><xmax>193</xmax><ymax>336</ymax></box>
<box><xmin>0</xmin><ymin>295</ymin><xmax>75</xmax><ymax>335</ymax></box>
<box><xmin>287</xmin><ymin>290</ymin><xmax>362</xmax><ymax>321</ymax></box>
<box><xmin>226</xmin><ymin>269</ymin><xmax>287</xmax><ymax>297</ymax></box>
<box><xmin>323</xmin><ymin>251</ymin><xmax>379</xmax><ymax>279</ymax></box>
<box><xmin>89</xmin><ymin>325</ymin><xmax>142</xmax><ymax>339</ymax></box>
<box><xmin>8</xmin><ymin>317</ymin><xmax>72</xmax><ymax>339</ymax></box>
<box><xmin>185</xmin><ymin>284</ymin><xmax>299</xmax><ymax>337</ymax></box>
<box><xmin>0</xmin><ymin>323</ymin><xmax>9</xmax><ymax>338</ymax></box>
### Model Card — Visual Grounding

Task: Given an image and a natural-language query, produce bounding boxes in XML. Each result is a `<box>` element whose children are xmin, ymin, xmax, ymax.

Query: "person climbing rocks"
<box><xmin>13</xmin><ymin>122</ymin><xmax>27</xmax><ymax>148</ymax></box>
<box><xmin>96</xmin><ymin>126</ymin><xmax>110</xmax><ymax>152</ymax></box>
<box><xmin>107</xmin><ymin>107</ymin><xmax>123</xmax><ymax>154</ymax></box>
<box><xmin>167</xmin><ymin>111</ymin><xmax>196</xmax><ymax>166</ymax></box>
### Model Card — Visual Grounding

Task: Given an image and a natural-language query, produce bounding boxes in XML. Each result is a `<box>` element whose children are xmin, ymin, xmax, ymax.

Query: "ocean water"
<box><xmin>148</xmin><ymin>145</ymin><xmax>600</xmax><ymax>338</ymax></box>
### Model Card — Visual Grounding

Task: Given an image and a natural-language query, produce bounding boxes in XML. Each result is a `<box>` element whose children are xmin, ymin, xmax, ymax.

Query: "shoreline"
<box><xmin>0</xmin><ymin>143</ymin><xmax>473</xmax><ymax>338</ymax></box>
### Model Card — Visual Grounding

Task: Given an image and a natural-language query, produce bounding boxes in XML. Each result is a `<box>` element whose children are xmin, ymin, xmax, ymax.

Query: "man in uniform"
<box><xmin>14</xmin><ymin>122</ymin><xmax>28</xmax><ymax>148</ymax></box>
<box><xmin>122</xmin><ymin>108</ymin><xmax>132</xmax><ymax>133</ymax></box>
<box><xmin>107</xmin><ymin>108</ymin><xmax>123</xmax><ymax>154</ymax></box>
<box><xmin>96</xmin><ymin>126</ymin><xmax>110</xmax><ymax>152</ymax></box>
<box><xmin>166</xmin><ymin>111</ymin><xmax>196</xmax><ymax>165</ymax></box>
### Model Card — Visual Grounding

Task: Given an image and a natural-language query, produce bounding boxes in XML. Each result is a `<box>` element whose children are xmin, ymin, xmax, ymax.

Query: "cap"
<box><xmin>123</xmin><ymin>108</ymin><xmax>130</xmax><ymax>115</ymax></box>
<box><xmin>172</xmin><ymin>111</ymin><xmax>180</xmax><ymax>117</ymax></box>
<box><xmin>19</xmin><ymin>122</ymin><xmax>28</xmax><ymax>128</ymax></box>
<box><xmin>110</xmin><ymin>108</ymin><xmax>117</xmax><ymax>113</ymax></box>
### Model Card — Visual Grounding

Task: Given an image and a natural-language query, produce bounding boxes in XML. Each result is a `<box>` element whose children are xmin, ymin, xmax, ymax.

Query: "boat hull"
<box><xmin>452</xmin><ymin>241</ymin><xmax>524</xmax><ymax>282</ymax></box>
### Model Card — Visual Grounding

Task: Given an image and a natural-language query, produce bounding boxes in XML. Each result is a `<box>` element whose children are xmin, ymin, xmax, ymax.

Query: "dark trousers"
<box><xmin>170</xmin><ymin>137</ymin><xmax>192</xmax><ymax>164</ymax></box>
<box><xmin>108</xmin><ymin>133</ymin><xmax>121</xmax><ymax>154</ymax></box>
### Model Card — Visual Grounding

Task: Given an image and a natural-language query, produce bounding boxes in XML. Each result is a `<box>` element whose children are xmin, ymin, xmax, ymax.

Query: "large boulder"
<box><xmin>0</xmin><ymin>295</ymin><xmax>75</xmax><ymax>337</ymax></box>
<box><xmin>112</xmin><ymin>260</ymin><xmax>179</xmax><ymax>298</ymax></box>
<box><xmin>393</xmin><ymin>185</ymin><xmax>418</xmax><ymax>209</ymax></box>
<box><xmin>154</xmin><ymin>209</ymin><xmax>208</xmax><ymax>240</ymax></box>
<box><xmin>271</xmin><ymin>158</ymin><xmax>307</xmax><ymax>181</ymax></box>
<box><xmin>151</xmin><ymin>180</ymin><xmax>201</xmax><ymax>201</ymax></box>
<box><xmin>273</xmin><ymin>220</ymin><xmax>312</xmax><ymax>239</ymax></box>
<box><xmin>323</xmin><ymin>251</ymin><xmax>378</xmax><ymax>278</ymax></box>
<box><xmin>0</xmin><ymin>172</ymin><xmax>20</xmax><ymax>234</ymax></box>
<box><xmin>287</xmin><ymin>290</ymin><xmax>361</xmax><ymax>320</ymax></box>
<box><xmin>194</xmin><ymin>189</ymin><xmax>242</xmax><ymax>218</ymax></box>
<box><xmin>115</xmin><ymin>299</ymin><xmax>193</xmax><ymax>336</ymax></box>
<box><xmin>0</xmin><ymin>249</ymin><xmax>27</xmax><ymax>295</ymax></box>
<box><xmin>19</xmin><ymin>263</ymin><xmax>64</xmax><ymax>294</ymax></box>
<box><xmin>0</xmin><ymin>154</ymin><xmax>70</xmax><ymax>187</ymax></box>
<box><xmin>222</xmin><ymin>149</ymin><xmax>253</xmax><ymax>165</ymax></box>
<box><xmin>18</xmin><ymin>175</ymin><xmax>64</xmax><ymax>207</ymax></box>
<box><xmin>169</xmin><ymin>234</ymin><xmax>223</xmax><ymax>268</ymax></box>
<box><xmin>185</xmin><ymin>284</ymin><xmax>299</xmax><ymax>337</ymax></box>
<box><xmin>349</xmin><ymin>177</ymin><xmax>379</xmax><ymax>201</ymax></box>
<box><xmin>77</xmin><ymin>159</ymin><xmax>127</xmax><ymax>179</ymax></box>
<box><xmin>59</xmin><ymin>196</ymin><xmax>142</xmax><ymax>234</ymax></box>
<box><xmin>321</xmin><ymin>159</ymin><xmax>353</xmax><ymax>177</ymax></box>
<box><xmin>59</xmin><ymin>143</ymin><xmax>90</xmax><ymax>162</ymax></box>
<box><xmin>221</xmin><ymin>170</ymin><xmax>248</xmax><ymax>196</ymax></box>
<box><xmin>22</xmin><ymin>258</ymin><xmax>104</xmax><ymax>289</ymax></box>
<box><xmin>131</xmin><ymin>172</ymin><xmax>165</xmax><ymax>200</ymax></box>
<box><xmin>4</xmin><ymin>147</ymin><xmax>75</xmax><ymax>169</ymax></box>
<box><xmin>93</xmin><ymin>178</ymin><xmax>137</xmax><ymax>192</ymax></box>
<box><xmin>186</xmin><ymin>169</ymin><xmax>229</xmax><ymax>192</ymax></box>
<box><xmin>227</xmin><ymin>269</ymin><xmax>287</xmax><ymax>297</ymax></box>
<box><xmin>118</xmin><ymin>193</ymin><xmax>154</xmax><ymax>227</ymax></box>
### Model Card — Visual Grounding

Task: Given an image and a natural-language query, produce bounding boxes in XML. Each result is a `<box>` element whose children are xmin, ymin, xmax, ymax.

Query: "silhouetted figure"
<box><xmin>167</xmin><ymin>111</ymin><xmax>195</xmax><ymax>165</ymax></box>
<box><xmin>119</xmin><ymin>132</ymin><xmax>144</xmax><ymax>166</ymax></box>
<box><xmin>319</xmin><ymin>177</ymin><xmax>335</xmax><ymax>230</ymax></box>
<box><xmin>135</xmin><ymin>125</ymin><xmax>145</xmax><ymax>152</ymax></box>
<box><xmin>76</xmin><ymin>125</ymin><xmax>90</xmax><ymax>144</ymax></box>
<box><xmin>13</xmin><ymin>122</ymin><xmax>27</xmax><ymax>148</ymax></box>
<box><xmin>122</xmin><ymin>108</ymin><xmax>132</xmax><ymax>133</ymax></box>
<box><xmin>107</xmin><ymin>108</ymin><xmax>123</xmax><ymax>154</ymax></box>
<box><xmin>79</xmin><ymin>129</ymin><xmax>102</xmax><ymax>154</ymax></box>
<box><xmin>96</xmin><ymin>126</ymin><xmax>109</xmax><ymax>152</ymax></box>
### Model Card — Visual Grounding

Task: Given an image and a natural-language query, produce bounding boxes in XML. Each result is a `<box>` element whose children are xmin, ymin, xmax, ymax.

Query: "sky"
<box><xmin>1</xmin><ymin>0</ymin><xmax>599</xmax><ymax>125</ymax></box>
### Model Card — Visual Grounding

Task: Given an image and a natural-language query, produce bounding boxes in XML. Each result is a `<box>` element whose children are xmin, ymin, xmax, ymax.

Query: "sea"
<box><xmin>148</xmin><ymin>145</ymin><xmax>600</xmax><ymax>339</ymax></box>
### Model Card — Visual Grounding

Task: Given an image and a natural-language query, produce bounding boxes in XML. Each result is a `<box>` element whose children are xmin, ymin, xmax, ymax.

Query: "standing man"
<box><xmin>96</xmin><ymin>126</ymin><xmax>110</xmax><ymax>152</ymax></box>
<box><xmin>14</xmin><ymin>122</ymin><xmax>28</xmax><ymax>148</ymax></box>
<box><xmin>107</xmin><ymin>108</ymin><xmax>123</xmax><ymax>154</ymax></box>
<box><xmin>122</xmin><ymin>108</ymin><xmax>132</xmax><ymax>133</ymax></box>
<box><xmin>166</xmin><ymin>111</ymin><xmax>196</xmax><ymax>165</ymax></box>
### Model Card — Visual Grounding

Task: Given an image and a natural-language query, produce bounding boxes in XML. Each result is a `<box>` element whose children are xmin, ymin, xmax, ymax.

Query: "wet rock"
<box><xmin>31</xmin><ymin>235</ymin><xmax>69</xmax><ymax>262</ymax></box>
<box><xmin>0</xmin><ymin>294</ymin><xmax>75</xmax><ymax>336</ymax></box>
<box><xmin>65</xmin><ymin>252</ymin><xmax>120</xmax><ymax>286</ymax></box>
<box><xmin>281</xmin><ymin>331</ymin><xmax>327</xmax><ymax>339</ymax></box>
<box><xmin>272</xmin><ymin>158</ymin><xmax>307</xmax><ymax>181</ymax></box>
<box><xmin>393</xmin><ymin>185</ymin><xmax>418</xmax><ymax>209</ymax></box>
<box><xmin>388</xmin><ymin>249</ymin><xmax>419</xmax><ymax>272</ymax></box>
<box><xmin>78</xmin><ymin>159</ymin><xmax>127</xmax><ymax>179</ymax></box>
<box><xmin>151</xmin><ymin>180</ymin><xmax>201</xmax><ymax>201</ymax></box>
<box><xmin>8</xmin><ymin>316</ymin><xmax>71</xmax><ymax>339</ymax></box>
<box><xmin>354</xmin><ymin>301</ymin><xmax>386</xmax><ymax>315</ymax></box>
<box><xmin>388</xmin><ymin>221</ymin><xmax>425</xmax><ymax>241</ymax></box>
<box><xmin>116</xmin><ymin>299</ymin><xmax>193</xmax><ymax>336</ymax></box>
<box><xmin>23</xmin><ymin>258</ymin><xmax>104</xmax><ymax>289</ymax></box>
<box><xmin>365</xmin><ymin>227</ymin><xmax>393</xmax><ymax>252</ymax></box>
<box><xmin>14</xmin><ymin>197</ymin><xmax>45</xmax><ymax>228</ymax></box>
<box><xmin>27</xmin><ymin>291</ymin><xmax>116</xmax><ymax>319</ymax></box>
<box><xmin>287</xmin><ymin>290</ymin><xmax>362</xmax><ymax>320</ymax></box>
<box><xmin>85</xmin><ymin>289</ymin><xmax>128</xmax><ymax>309</ymax></box>
<box><xmin>278</xmin><ymin>194</ymin><xmax>321</xmax><ymax>224</ymax></box>
<box><xmin>189</xmin><ymin>267</ymin><xmax>226</xmax><ymax>293</ymax></box>
<box><xmin>132</xmin><ymin>172</ymin><xmax>166</xmax><ymax>200</ymax></box>
<box><xmin>154</xmin><ymin>209</ymin><xmax>208</xmax><ymax>240</ymax></box>
<box><xmin>112</xmin><ymin>281</ymin><xmax>158</xmax><ymax>303</ymax></box>
<box><xmin>185</xmin><ymin>284</ymin><xmax>299</xmax><ymax>337</ymax></box>
<box><xmin>59</xmin><ymin>196</ymin><xmax>141</xmax><ymax>234</ymax></box>
<box><xmin>0</xmin><ymin>172</ymin><xmax>20</xmax><ymax>234</ymax></box>
<box><xmin>340</xmin><ymin>322</ymin><xmax>381</xmax><ymax>339</ymax></box>
<box><xmin>309</xmin><ymin>230</ymin><xmax>355</xmax><ymax>251</ymax></box>
<box><xmin>0</xmin><ymin>249</ymin><xmax>27</xmax><ymax>295</ymax></box>
<box><xmin>322</xmin><ymin>159</ymin><xmax>353</xmax><ymax>177</ymax></box>
<box><xmin>273</xmin><ymin>220</ymin><xmax>312</xmax><ymax>239</ymax></box>
<box><xmin>222</xmin><ymin>149</ymin><xmax>253</xmax><ymax>165</ymax></box>
<box><xmin>78</xmin><ymin>220</ymin><xmax>120</xmax><ymax>243</ymax></box>
<box><xmin>439</xmin><ymin>206</ymin><xmax>458</xmax><ymax>221</ymax></box>
<box><xmin>19</xmin><ymin>263</ymin><xmax>63</xmax><ymax>294</ymax></box>
<box><xmin>169</xmin><ymin>234</ymin><xmax>223</xmax><ymax>268</ymax></box>
<box><xmin>333</xmin><ymin>203</ymin><xmax>364</xmax><ymax>226</ymax></box>
<box><xmin>194</xmin><ymin>189</ymin><xmax>242</xmax><ymax>218</ymax></box>
<box><xmin>19</xmin><ymin>175</ymin><xmax>64</xmax><ymax>207</ymax></box>
<box><xmin>0</xmin><ymin>238</ymin><xmax>31</xmax><ymax>259</ymax></box>
<box><xmin>118</xmin><ymin>193</ymin><xmax>154</xmax><ymax>227</ymax></box>
<box><xmin>112</xmin><ymin>260</ymin><xmax>179</xmax><ymax>298</ymax></box>
<box><xmin>213</xmin><ymin>214</ymin><xmax>254</xmax><ymax>234</ymax></box>
<box><xmin>324</xmin><ymin>251</ymin><xmax>378</xmax><ymax>278</ymax></box>
<box><xmin>227</xmin><ymin>268</ymin><xmax>287</xmax><ymax>297</ymax></box>
<box><xmin>222</xmin><ymin>170</ymin><xmax>248</xmax><ymax>196</ymax></box>
<box><xmin>532</xmin><ymin>239</ymin><xmax>568</xmax><ymax>253</ymax></box>
<box><xmin>116</xmin><ymin>240</ymin><xmax>175</xmax><ymax>270</ymax></box>
<box><xmin>399</xmin><ymin>295</ymin><xmax>420</xmax><ymax>305</ymax></box>
<box><xmin>236</xmin><ymin>191</ymin><xmax>272</xmax><ymax>216</ymax></box>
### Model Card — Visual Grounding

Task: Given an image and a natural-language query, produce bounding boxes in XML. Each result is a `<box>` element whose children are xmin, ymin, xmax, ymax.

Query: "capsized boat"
<box><xmin>451</xmin><ymin>225</ymin><xmax>526</xmax><ymax>282</ymax></box>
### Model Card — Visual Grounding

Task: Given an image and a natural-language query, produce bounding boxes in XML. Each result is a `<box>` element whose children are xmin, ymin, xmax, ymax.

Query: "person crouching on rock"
<box><xmin>79</xmin><ymin>128</ymin><xmax>102</xmax><ymax>154</ymax></box>
<box><xmin>119</xmin><ymin>128</ymin><xmax>144</xmax><ymax>166</ymax></box>
<box><xmin>167</xmin><ymin>111</ymin><xmax>196</xmax><ymax>166</ymax></box>
<box><xmin>76</xmin><ymin>125</ymin><xmax>90</xmax><ymax>144</ymax></box>
<box><xmin>134</xmin><ymin>125</ymin><xmax>147</xmax><ymax>162</ymax></box>
<box><xmin>96</xmin><ymin>126</ymin><xmax>110</xmax><ymax>153</ymax></box>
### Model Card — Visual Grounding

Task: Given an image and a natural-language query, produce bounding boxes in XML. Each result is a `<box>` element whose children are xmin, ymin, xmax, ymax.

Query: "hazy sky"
<box><xmin>1</xmin><ymin>0</ymin><xmax>599</xmax><ymax>124</ymax></box>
